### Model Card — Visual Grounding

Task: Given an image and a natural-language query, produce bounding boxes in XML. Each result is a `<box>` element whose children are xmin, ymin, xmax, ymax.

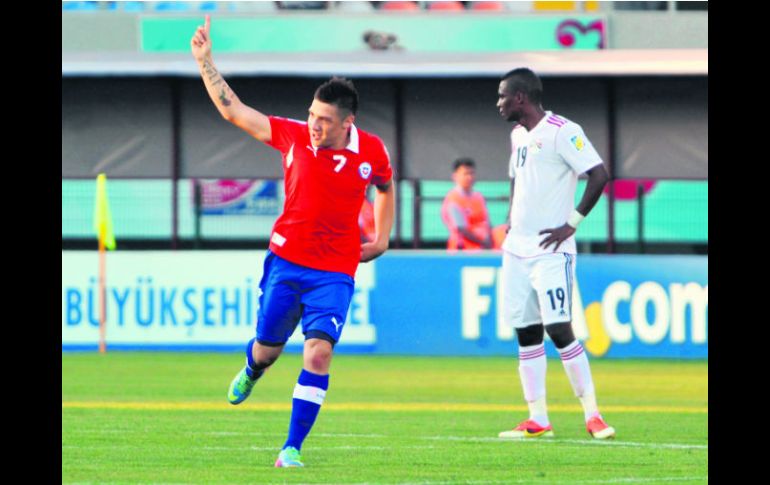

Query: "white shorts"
<box><xmin>501</xmin><ymin>250</ymin><xmax>576</xmax><ymax>329</ymax></box>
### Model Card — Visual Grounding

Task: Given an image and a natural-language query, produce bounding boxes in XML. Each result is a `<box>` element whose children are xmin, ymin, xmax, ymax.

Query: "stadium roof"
<box><xmin>62</xmin><ymin>49</ymin><xmax>707</xmax><ymax>77</ymax></box>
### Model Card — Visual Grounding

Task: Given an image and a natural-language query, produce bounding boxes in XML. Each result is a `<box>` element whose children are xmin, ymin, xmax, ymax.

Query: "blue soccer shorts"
<box><xmin>255</xmin><ymin>250</ymin><xmax>355</xmax><ymax>346</ymax></box>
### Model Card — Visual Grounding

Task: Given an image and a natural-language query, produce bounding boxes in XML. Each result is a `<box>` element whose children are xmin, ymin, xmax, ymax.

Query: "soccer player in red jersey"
<box><xmin>191</xmin><ymin>16</ymin><xmax>395</xmax><ymax>467</ymax></box>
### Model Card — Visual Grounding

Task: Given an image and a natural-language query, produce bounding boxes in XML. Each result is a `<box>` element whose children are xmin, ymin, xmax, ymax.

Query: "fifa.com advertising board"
<box><xmin>63</xmin><ymin>251</ymin><xmax>707</xmax><ymax>358</ymax></box>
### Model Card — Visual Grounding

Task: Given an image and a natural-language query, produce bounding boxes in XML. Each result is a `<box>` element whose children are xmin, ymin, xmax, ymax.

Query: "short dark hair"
<box><xmin>501</xmin><ymin>68</ymin><xmax>543</xmax><ymax>104</ymax></box>
<box><xmin>314</xmin><ymin>76</ymin><xmax>359</xmax><ymax>116</ymax></box>
<box><xmin>453</xmin><ymin>157</ymin><xmax>476</xmax><ymax>172</ymax></box>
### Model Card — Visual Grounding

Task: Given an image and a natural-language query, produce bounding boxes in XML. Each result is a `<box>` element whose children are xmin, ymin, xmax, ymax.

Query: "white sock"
<box><xmin>558</xmin><ymin>340</ymin><xmax>599</xmax><ymax>421</ymax></box>
<box><xmin>518</xmin><ymin>343</ymin><xmax>549</xmax><ymax>427</ymax></box>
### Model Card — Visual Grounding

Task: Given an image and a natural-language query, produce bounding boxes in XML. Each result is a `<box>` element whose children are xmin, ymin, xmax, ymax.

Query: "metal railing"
<box><xmin>62</xmin><ymin>176</ymin><xmax>707</xmax><ymax>253</ymax></box>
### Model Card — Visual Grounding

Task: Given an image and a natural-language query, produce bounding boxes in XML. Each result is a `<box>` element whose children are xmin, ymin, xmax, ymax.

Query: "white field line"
<box><xmin>62</xmin><ymin>401</ymin><xmax>708</xmax><ymax>414</ymax></box>
<box><xmin>423</xmin><ymin>435</ymin><xmax>707</xmax><ymax>450</ymax></box>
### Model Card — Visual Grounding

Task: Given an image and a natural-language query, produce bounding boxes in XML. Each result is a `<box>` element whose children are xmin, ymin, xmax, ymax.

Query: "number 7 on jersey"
<box><xmin>333</xmin><ymin>155</ymin><xmax>347</xmax><ymax>173</ymax></box>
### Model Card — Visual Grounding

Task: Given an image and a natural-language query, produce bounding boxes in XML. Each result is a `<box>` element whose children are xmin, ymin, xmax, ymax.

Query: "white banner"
<box><xmin>62</xmin><ymin>251</ymin><xmax>376</xmax><ymax>347</ymax></box>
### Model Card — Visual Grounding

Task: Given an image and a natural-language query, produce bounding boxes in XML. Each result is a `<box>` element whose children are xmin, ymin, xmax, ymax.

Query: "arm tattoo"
<box><xmin>202</xmin><ymin>59</ymin><xmax>222</xmax><ymax>86</ymax></box>
<box><xmin>202</xmin><ymin>59</ymin><xmax>232</xmax><ymax>106</ymax></box>
<box><xmin>218</xmin><ymin>87</ymin><xmax>232</xmax><ymax>107</ymax></box>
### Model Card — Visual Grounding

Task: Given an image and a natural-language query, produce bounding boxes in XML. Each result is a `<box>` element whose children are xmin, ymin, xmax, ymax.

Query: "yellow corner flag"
<box><xmin>94</xmin><ymin>173</ymin><xmax>116</xmax><ymax>250</ymax></box>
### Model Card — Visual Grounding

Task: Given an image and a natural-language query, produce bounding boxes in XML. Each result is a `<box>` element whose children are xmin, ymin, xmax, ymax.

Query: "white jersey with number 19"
<box><xmin>502</xmin><ymin>111</ymin><xmax>603</xmax><ymax>258</ymax></box>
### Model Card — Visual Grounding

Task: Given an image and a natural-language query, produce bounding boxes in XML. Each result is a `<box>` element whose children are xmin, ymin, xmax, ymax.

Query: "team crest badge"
<box><xmin>570</xmin><ymin>135</ymin><xmax>585</xmax><ymax>151</ymax></box>
<box><xmin>358</xmin><ymin>162</ymin><xmax>372</xmax><ymax>179</ymax></box>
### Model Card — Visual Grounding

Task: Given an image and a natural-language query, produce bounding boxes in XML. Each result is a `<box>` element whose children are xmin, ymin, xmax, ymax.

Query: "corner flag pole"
<box><xmin>98</xmin><ymin>224</ymin><xmax>106</xmax><ymax>354</ymax></box>
<box><xmin>94</xmin><ymin>173</ymin><xmax>116</xmax><ymax>354</ymax></box>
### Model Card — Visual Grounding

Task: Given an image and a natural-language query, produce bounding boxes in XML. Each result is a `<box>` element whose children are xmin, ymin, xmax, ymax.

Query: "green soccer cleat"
<box><xmin>227</xmin><ymin>366</ymin><xmax>257</xmax><ymax>405</ymax></box>
<box><xmin>275</xmin><ymin>446</ymin><xmax>304</xmax><ymax>467</ymax></box>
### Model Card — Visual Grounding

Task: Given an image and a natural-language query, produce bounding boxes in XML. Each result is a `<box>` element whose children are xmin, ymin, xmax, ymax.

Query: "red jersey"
<box><xmin>358</xmin><ymin>197</ymin><xmax>376</xmax><ymax>243</ymax></box>
<box><xmin>266</xmin><ymin>116</ymin><xmax>393</xmax><ymax>277</ymax></box>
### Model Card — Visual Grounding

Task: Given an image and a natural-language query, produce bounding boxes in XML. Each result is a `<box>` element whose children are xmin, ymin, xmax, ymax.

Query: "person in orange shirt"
<box><xmin>441</xmin><ymin>158</ymin><xmax>493</xmax><ymax>250</ymax></box>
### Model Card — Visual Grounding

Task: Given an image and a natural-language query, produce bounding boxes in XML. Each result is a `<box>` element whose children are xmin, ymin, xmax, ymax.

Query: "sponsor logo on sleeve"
<box><xmin>570</xmin><ymin>135</ymin><xmax>585</xmax><ymax>151</ymax></box>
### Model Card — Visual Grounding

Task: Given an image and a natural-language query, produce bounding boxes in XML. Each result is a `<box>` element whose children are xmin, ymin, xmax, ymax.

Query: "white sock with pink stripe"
<box><xmin>558</xmin><ymin>340</ymin><xmax>599</xmax><ymax>421</ymax></box>
<box><xmin>518</xmin><ymin>343</ymin><xmax>549</xmax><ymax>427</ymax></box>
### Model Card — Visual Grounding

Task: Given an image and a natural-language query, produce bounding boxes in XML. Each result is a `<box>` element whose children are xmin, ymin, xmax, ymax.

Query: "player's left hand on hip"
<box><xmin>538</xmin><ymin>224</ymin><xmax>576</xmax><ymax>252</ymax></box>
<box><xmin>360</xmin><ymin>241</ymin><xmax>388</xmax><ymax>263</ymax></box>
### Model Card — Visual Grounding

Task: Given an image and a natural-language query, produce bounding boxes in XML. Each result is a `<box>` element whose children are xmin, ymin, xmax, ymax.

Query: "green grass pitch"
<box><xmin>62</xmin><ymin>353</ymin><xmax>707</xmax><ymax>484</ymax></box>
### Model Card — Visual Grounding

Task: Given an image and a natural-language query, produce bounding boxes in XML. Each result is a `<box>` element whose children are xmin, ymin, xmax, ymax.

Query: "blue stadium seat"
<box><xmin>153</xmin><ymin>1</ymin><xmax>192</xmax><ymax>12</ymax></box>
<box><xmin>122</xmin><ymin>1</ymin><xmax>145</xmax><ymax>12</ymax></box>
<box><xmin>62</xmin><ymin>1</ymin><xmax>100</xmax><ymax>11</ymax></box>
<box><xmin>276</xmin><ymin>1</ymin><xmax>329</xmax><ymax>9</ymax></box>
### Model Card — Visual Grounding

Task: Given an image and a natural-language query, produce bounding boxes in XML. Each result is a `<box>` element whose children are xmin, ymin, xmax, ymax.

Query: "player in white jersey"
<box><xmin>495</xmin><ymin>68</ymin><xmax>616</xmax><ymax>440</ymax></box>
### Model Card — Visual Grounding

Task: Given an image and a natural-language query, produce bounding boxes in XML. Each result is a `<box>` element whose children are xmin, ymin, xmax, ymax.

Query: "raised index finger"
<box><xmin>204</xmin><ymin>14</ymin><xmax>211</xmax><ymax>34</ymax></box>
